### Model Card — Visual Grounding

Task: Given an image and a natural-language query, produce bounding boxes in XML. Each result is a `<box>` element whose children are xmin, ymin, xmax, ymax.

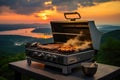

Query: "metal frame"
<box><xmin>26</xmin><ymin>57</ymin><xmax>91</xmax><ymax>74</ymax></box>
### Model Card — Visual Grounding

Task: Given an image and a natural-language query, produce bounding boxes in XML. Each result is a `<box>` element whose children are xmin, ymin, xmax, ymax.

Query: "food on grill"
<box><xmin>35</xmin><ymin>39</ymin><xmax>92</xmax><ymax>53</ymax></box>
<box><xmin>58</xmin><ymin>45</ymin><xmax>76</xmax><ymax>53</ymax></box>
<box><xmin>37</xmin><ymin>43</ymin><xmax>63</xmax><ymax>50</ymax></box>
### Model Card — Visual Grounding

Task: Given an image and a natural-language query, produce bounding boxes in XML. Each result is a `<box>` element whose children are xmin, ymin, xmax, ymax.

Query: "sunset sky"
<box><xmin>0</xmin><ymin>0</ymin><xmax>120</xmax><ymax>25</ymax></box>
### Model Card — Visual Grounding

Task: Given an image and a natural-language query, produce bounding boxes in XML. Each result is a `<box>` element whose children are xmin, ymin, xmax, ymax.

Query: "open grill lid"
<box><xmin>50</xmin><ymin>12</ymin><xmax>102</xmax><ymax>50</ymax></box>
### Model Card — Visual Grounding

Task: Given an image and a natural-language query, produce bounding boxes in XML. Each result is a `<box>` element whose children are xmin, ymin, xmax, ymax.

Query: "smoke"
<box><xmin>62</xmin><ymin>31</ymin><xmax>92</xmax><ymax>51</ymax></box>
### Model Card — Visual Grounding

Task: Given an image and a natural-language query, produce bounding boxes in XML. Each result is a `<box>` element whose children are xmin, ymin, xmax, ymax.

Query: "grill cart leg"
<box><xmin>27</xmin><ymin>57</ymin><xmax>31</xmax><ymax>66</ymax></box>
<box><xmin>62</xmin><ymin>67</ymin><xmax>71</xmax><ymax>74</ymax></box>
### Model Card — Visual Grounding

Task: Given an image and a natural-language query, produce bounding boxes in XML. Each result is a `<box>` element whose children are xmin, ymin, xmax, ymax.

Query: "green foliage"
<box><xmin>0</xmin><ymin>53</ymin><xmax>36</xmax><ymax>80</ymax></box>
<box><xmin>0</xmin><ymin>76</ymin><xmax>7</xmax><ymax>80</ymax></box>
<box><xmin>95</xmin><ymin>37</ymin><xmax>120</xmax><ymax>66</ymax></box>
<box><xmin>0</xmin><ymin>53</ymin><xmax>25</xmax><ymax>80</ymax></box>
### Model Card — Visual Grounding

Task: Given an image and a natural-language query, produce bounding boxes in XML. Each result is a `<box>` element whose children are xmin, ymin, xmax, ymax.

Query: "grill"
<box><xmin>25</xmin><ymin>12</ymin><xmax>102</xmax><ymax>74</ymax></box>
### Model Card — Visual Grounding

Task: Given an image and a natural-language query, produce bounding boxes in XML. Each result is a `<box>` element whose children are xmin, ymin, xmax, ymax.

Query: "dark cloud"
<box><xmin>0</xmin><ymin>0</ymin><xmax>114</xmax><ymax>15</ymax></box>
<box><xmin>0</xmin><ymin>0</ymin><xmax>53</xmax><ymax>14</ymax></box>
<box><xmin>52</xmin><ymin>0</ymin><xmax>79</xmax><ymax>11</ymax></box>
<box><xmin>52</xmin><ymin>0</ymin><xmax>112</xmax><ymax>11</ymax></box>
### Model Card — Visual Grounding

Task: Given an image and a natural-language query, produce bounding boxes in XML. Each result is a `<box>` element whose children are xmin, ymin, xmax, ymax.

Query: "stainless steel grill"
<box><xmin>25</xmin><ymin>12</ymin><xmax>102</xmax><ymax>74</ymax></box>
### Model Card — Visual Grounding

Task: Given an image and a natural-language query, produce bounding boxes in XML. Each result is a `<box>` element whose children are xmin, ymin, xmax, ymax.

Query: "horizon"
<box><xmin>0</xmin><ymin>23</ymin><xmax>120</xmax><ymax>26</ymax></box>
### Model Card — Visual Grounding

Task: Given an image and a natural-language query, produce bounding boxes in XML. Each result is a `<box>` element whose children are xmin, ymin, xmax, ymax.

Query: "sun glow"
<box><xmin>37</xmin><ymin>11</ymin><xmax>50</xmax><ymax>20</ymax></box>
<box><xmin>36</xmin><ymin>7</ymin><xmax>64</xmax><ymax>21</ymax></box>
<box><xmin>40</xmin><ymin>13</ymin><xmax>48</xmax><ymax>20</ymax></box>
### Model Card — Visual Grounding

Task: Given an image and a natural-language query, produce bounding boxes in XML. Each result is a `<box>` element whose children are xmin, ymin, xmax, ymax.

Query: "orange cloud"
<box><xmin>44</xmin><ymin>1</ymin><xmax>52</xmax><ymax>5</ymax></box>
<box><xmin>76</xmin><ymin>1</ymin><xmax>120</xmax><ymax>24</ymax></box>
<box><xmin>34</xmin><ymin>7</ymin><xmax>64</xmax><ymax>22</ymax></box>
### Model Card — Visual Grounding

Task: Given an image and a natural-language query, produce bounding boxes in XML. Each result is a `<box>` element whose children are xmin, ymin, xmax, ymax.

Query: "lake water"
<box><xmin>0</xmin><ymin>28</ymin><xmax>52</xmax><ymax>39</ymax></box>
<box><xmin>0</xmin><ymin>24</ymin><xmax>54</xmax><ymax>56</ymax></box>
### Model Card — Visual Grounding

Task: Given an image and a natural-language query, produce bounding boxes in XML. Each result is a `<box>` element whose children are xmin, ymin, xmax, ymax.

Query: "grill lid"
<box><xmin>50</xmin><ymin>12</ymin><xmax>102</xmax><ymax>50</ymax></box>
<box><xmin>50</xmin><ymin>21</ymin><xmax>102</xmax><ymax>50</ymax></box>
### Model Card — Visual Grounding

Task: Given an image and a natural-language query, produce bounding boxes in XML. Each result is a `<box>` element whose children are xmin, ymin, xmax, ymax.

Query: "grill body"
<box><xmin>25</xmin><ymin>20</ymin><xmax>102</xmax><ymax>74</ymax></box>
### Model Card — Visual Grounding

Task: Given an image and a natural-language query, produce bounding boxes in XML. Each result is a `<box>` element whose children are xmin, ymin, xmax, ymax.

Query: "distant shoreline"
<box><xmin>0</xmin><ymin>28</ymin><xmax>52</xmax><ymax>39</ymax></box>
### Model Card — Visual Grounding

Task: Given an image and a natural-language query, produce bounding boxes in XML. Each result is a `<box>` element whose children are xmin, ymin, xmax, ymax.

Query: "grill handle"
<box><xmin>64</xmin><ymin>12</ymin><xmax>81</xmax><ymax>21</ymax></box>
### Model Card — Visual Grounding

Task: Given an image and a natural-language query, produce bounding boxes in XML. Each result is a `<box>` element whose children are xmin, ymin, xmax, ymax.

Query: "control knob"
<box><xmin>32</xmin><ymin>52</ymin><xmax>38</xmax><ymax>56</ymax></box>
<box><xmin>44</xmin><ymin>54</ymin><xmax>51</xmax><ymax>60</ymax></box>
<box><xmin>38</xmin><ymin>52</ymin><xmax>44</xmax><ymax>58</ymax></box>
<box><xmin>50</xmin><ymin>55</ymin><xmax>58</xmax><ymax>62</ymax></box>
